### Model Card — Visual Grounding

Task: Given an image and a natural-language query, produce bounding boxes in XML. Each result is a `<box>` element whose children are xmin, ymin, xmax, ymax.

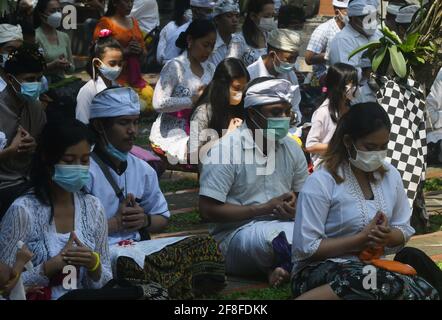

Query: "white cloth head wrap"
<box><xmin>0</xmin><ymin>24</ymin><xmax>23</xmax><ymax>44</ymax></box>
<box><xmin>244</xmin><ymin>78</ymin><xmax>297</xmax><ymax>109</ymax></box>
<box><xmin>348</xmin><ymin>0</ymin><xmax>379</xmax><ymax>17</ymax></box>
<box><xmin>190</xmin><ymin>0</ymin><xmax>215</xmax><ymax>8</ymax></box>
<box><xmin>387</xmin><ymin>3</ymin><xmax>402</xmax><ymax>15</ymax></box>
<box><xmin>333</xmin><ymin>0</ymin><xmax>349</xmax><ymax>9</ymax></box>
<box><xmin>89</xmin><ymin>87</ymin><xmax>140</xmax><ymax>120</ymax></box>
<box><xmin>213</xmin><ymin>0</ymin><xmax>239</xmax><ymax>17</ymax></box>
<box><xmin>396</xmin><ymin>5</ymin><xmax>420</xmax><ymax>24</ymax></box>
<box><xmin>267</xmin><ymin>28</ymin><xmax>301</xmax><ymax>53</ymax></box>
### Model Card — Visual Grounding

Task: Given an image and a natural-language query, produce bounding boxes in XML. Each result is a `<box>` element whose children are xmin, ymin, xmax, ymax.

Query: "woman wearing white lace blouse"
<box><xmin>227</xmin><ymin>0</ymin><xmax>276</xmax><ymax>67</ymax></box>
<box><xmin>291</xmin><ymin>102</ymin><xmax>439</xmax><ymax>300</ymax></box>
<box><xmin>150</xmin><ymin>19</ymin><xmax>217</xmax><ymax>163</ymax></box>
<box><xmin>0</xmin><ymin>120</ymin><xmax>112</xmax><ymax>300</ymax></box>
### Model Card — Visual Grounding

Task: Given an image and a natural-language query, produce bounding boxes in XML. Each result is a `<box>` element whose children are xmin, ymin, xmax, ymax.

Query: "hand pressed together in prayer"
<box><xmin>9</xmin><ymin>126</ymin><xmax>37</xmax><ymax>155</ymax></box>
<box><xmin>358</xmin><ymin>212</ymin><xmax>393</xmax><ymax>250</ymax></box>
<box><xmin>227</xmin><ymin>118</ymin><xmax>243</xmax><ymax>133</ymax></box>
<box><xmin>111</xmin><ymin>193</ymin><xmax>147</xmax><ymax>233</ymax></box>
<box><xmin>127</xmin><ymin>40</ymin><xmax>143</xmax><ymax>56</ymax></box>
<box><xmin>268</xmin><ymin>192</ymin><xmax>297</xmax><ymax>221</ymax></box>
<box><xmin>191</xmin><ymin>85</ymin><xmax>206</xmax><ymax>104</ymax></box>
<box><xmin>62</xmin><ymin>232</ymin><xmax>98</xmax><ymax>271</ymax></box>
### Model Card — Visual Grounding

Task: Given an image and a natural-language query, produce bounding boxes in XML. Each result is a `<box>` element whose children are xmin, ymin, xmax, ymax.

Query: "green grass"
<box><xmin>424</xmin><ymin>178</ymin><xmax>442</xmax><ymax>192</ymax></box>
<box><xmin>214</xmin><ymin>284</ymin><xmax>292</xmax><ymax>300</ymax></box>
<box><xmin>438</xmin><ymin>262</ymin><xmax>442</xmax><ymax>271</ymax></box>
<box><xmin>165</xmin><ymin>210</ymin><xmax>204</xmax><ymax>233</ymax></box>
<box><xmin>160</xmin><ymin>178</ymin><xmax>199</xmax><ymax>193</ymax></box>
<box><xmin>429</xmin><ymin>215</ymin><xmax>442</xmax><ymax>233</ymax></box>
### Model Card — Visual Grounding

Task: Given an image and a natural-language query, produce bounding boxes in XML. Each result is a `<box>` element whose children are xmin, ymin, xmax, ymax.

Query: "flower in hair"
<box><xmin>98</xmin><ymin>29</ymin><xmax>112</xmax><ymax>38</ymax></box>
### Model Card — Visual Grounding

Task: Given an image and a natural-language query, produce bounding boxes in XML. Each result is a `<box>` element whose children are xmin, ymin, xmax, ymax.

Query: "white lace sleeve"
<box><xmin>152</xmin><ymin>59</ymin><xmax>193</xmax><ymax>113</ymax></box>
<box><xmin>0</xmin><ymin>201</ymin><xmax>50</xmax><ymax>287</ymax></box>
<box><xmin>82</xmin><ymin>197</ymin><xmax>112</xmax><ymax>289</ymax></box>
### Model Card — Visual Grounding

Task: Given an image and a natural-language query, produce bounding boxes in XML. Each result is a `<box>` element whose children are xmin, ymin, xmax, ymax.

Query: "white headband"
<box><xmin>244</xmin><ymin>79</ymin><xmax>297</xmax><ymax>109</ymax></box>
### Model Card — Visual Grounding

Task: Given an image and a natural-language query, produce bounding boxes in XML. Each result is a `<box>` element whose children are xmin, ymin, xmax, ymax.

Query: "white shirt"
<box><xmin>163</xmin><ymin>21</ymin><xmax>191</xmax><ymax>63</ymax></box>
<box><xmin>199</xmin><ymin>122</ymin><xmax>309</xmax><ymax>254</ymax></box>
<box><xmin>329</xmin><ymin>24</ymin><xmax>381</xmax><ymax>104</ymax></box>
<box><xmin>306</xmin><ymin>18</ymin><xmax>342</xmax><ymax>79</ymax></box>
<box><xmin>130</xmin><ymin>0</ymin><xmax>159</xmax><ymax>34</ymax></box>
<box><xmin>247</xmin><ymin>56</ymin><xmax>302</xmax><ymax>124</ymax></box>
<box><xmin>157</xmin><ymin>21</ymin><xmax>180</xmax><ymax>65</ymax></box>
<box><xmin>227</xmin><ymin>32</ymin><xmax>268</xmax><ymax>67</ymax></box>
<box><xmin>426</xmin><ymin>67</ymin><xmax>442</xmax><ymax>144</ymax></box>
<box><xmin>305</xmin><ymin>99</ymin><xmax>337</xmax><ymax>168</ymax></box>
<box><xmin>292</xmin><ymin>162</ymin><xmax>415</xmax><ymax>275</ymax></box>
<box><xmin>149</xmin><ymin>52</ymin><xmax>215</xmax><ymax>162</ymax></box>
<box><xmin>208</xmin><ymin>31</ymin><xmax>231</xmax><ymax>67</ymax></box>
<box><xmin>0</xmin><ymin>192</ymin><xmax>112</xmax><ymax>299</ymax></box>
<box><xmin>76</xmin><ymin>76</ymin><xmax>116</xmax><ymax>124</ymax></box>
<box><xmin>86</xmin><ymin>153</ymin><xmax>170</xmax><ymax>246</ymax></box>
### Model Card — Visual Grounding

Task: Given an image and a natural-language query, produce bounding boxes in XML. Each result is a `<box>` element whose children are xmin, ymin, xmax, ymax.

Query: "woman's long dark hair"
<box><xmin>322</xmin><ymin>102</ymin><xmax>391</xmax><ymax>183</ymax></box>
<box><xmin>325</xmin><ymin>63</ymin><xmax>358</xmax><ymax>123</ymax></box>
<box><xmin>242</xmin><ymin>0</ymin><xmax>274</xmax><ymax>48</ymax></box>
<box><xmin>105</xmin><ymin>0</ymin><xmax>122</xmax><ymax>17</ymax></box>
<box><xmin>30</xmin><ymin>119</ymin><xmax>95</xmax><ymax>219</ymax></box>
<box><xmin>195</xmin><ymin>58</ymin><xmax>250</xmax><ymax>135</ymax></box>
<box><xmin>172</xmin><ymin>0</ymin><xmax>191</xmax><ymax>27</ymax></box>
<box><xmin>175</xmin><ymin>19</ymin><xmax>216</xmax><ymax>50</ymax></box>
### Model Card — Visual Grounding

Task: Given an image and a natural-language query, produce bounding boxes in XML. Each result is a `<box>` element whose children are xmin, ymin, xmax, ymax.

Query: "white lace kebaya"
<box><xmin>0</xmin><ymin>192</ymin><xmax>112</xmax><ymax>300</ymax></box>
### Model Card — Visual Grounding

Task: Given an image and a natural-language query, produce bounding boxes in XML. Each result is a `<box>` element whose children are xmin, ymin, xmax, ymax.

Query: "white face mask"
<box><xmin>349</xmin><ymin>144</ymin><xmax>387</xmax><ymax>172</ymax></box>
<box><xmin>258</xmin><ymin>17</ymin><xmax>278</xmax><ymax>32</ymax></box>
<box><xmin>183</xmin><ymin>9</ymin><xmax>192</xmax><ymax>22</ymax></box>
<box><xmin>230</xmin><ymin>90</ymin><xmax>243</xmax><ymax>106</ymax></box>
<box><xmin>46</xmin><ymin>11</ymin><xmax>62</xmax><ymax>28</ymax></box>
<box><xmin>345</xmin><ymin>84</ymin><xmax>359</xmax><ymax>101</ymax></box>
<box><xmin>94</xmin><ymin>58</ymin><xmax>122</xmax><ymax>81</ymax></box>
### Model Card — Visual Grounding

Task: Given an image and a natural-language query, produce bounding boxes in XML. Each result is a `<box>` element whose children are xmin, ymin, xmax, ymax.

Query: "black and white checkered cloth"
<box><xmin>377</xmin><ymin>78</ymin><xmax>427</xmax><ymax>208</ymax></box>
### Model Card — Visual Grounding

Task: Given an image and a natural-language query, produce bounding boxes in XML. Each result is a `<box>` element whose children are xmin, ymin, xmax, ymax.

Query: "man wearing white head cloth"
<box><xmin>86</xmin><ymin>87</ymin><xmax>171</xmax><ymax>247</ymax></box>
<box><xmin>247</xmin><ymin>29</ymin><xmax>302</xmax><ymax>125</ymax></box>
<box><xmin>199</xmin><ymin>77</ymin><xmax>308</xmax><ymax>286</ymax></box>
<box><xmin>208</xmin><ymin>0</ymin><xmax>240</xmax><ymax>67</ymax></box>
<box><xmin>329</xmin><ymin>0</ymin><xmax>381</xmax><ymax>105</ymax></box>
<box><xmin>305</xmin><ymin>0</ymin><xmax>349</xmax><ymax>83</ymax></box>
<box><xmin>163</xmin><ymin>0</ymin><xmax>216</xmax><ymax>63</ymax></box>
<box><xmin>86</xmin><ymin>88</ymin><xmax>226</xmax><ymax>298</ymax></box>
<box><xmin>0</xmin><ymin>24</ymin><xmax>23</xmax><ymax>68</ymax></box>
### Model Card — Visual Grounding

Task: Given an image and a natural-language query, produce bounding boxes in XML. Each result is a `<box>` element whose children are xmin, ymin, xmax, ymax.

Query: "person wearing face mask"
<box><xmin>208</xmin><ymin>0</ymin><xmax>240</xmax><ymax>67</ymax></box>
<box><xmin>150</xmin><ymin>19</ymin><xmax>217</xmax><ymax>165</ymax></box>
<box><xmin>94</xmin><ymin>0</ymin><xmax>155</xmax><ymax>114</ymax></box>
<box><xmin>157</xmin><ymin>0</ymin><xmax>191</xmax><ymax>65</ymax></box>
<box><xmin>292</xmin><ymin>102</ymin><xmax>439</xmax><ymax>300</ymax></box>
<box><xmin>227</xmin><ymin>0</ymin><xmax>276</xmax><ymax>66</ymax></box>
<box><xmin>199</xmin><ymin>77</ymin><xmax>309</xmax><ymax>287</ymax></box>
<box><xmin>162</xmin><ymin>0</ymin><xmax>216</xmax><ymax>63</ymax></box>
<box><xmin>247</xmin><ymin>28</ymin><xmax>302</xmax><ymax>125</ymax></box>
<box><xmin>304</xmin><ymin>0</ymin><xmax>349</xmax><ymax>85</ymax></box>
<box><xmin>190</xmin><ymin>57</ymin><xmax>249</xmax><ymax>159</ymax></box>
<box><xmin>306</xmin><ymin>63</ymin><xmax>358</xmax><ymax>169</ymax></box>
<box><xmin>0</xmin><ymin>45</ymin><xmax>46</xmax><ymax>220</ymax></box>
<box><xmin>86</xmin><ymin>87</ymin><xmax>226</xmax><ymax>299</ymax></box>
<box><xmin>35</xmin><ymin>0</ymin><xmax>75</xmax><ymax>84</ymax></box>
<box><xmin>0</xmin><ymin>119</ymin><xmax>113</xmax><ymax>300</ymax></box>
<box><xmin>329</xmin><ymin>0</ymin><xmax>381</xmax><ymax>105</ymax></box>
<box><xmin>76</xmin><ymin>30</ymin><xmax>124</xmax><ymax>125</ymax></box>
<box><xmin>0</xmin><ymin>24</ymin><xmax>24</xmax><ymax>69</ymax></box>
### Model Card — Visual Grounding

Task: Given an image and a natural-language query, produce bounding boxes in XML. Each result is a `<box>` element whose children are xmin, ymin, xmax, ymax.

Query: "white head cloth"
<box><xmin>387</xmin><ymin>3</ymin><xmax>402</xmax><ymax>15</ymax></box>
<box><xmin>333</xmin><ymin>0</ymin><xmax>349</xmax><ymax>9</ymax></box>
<box><xmin>89</xmin><ymin>87</ymin><xmax>140</xmax><ymax>120</ymax></box>
<box><xmin>213</xmin><ymin>0</ymin><xmax>239</xmax><ymax>17</ymax></box>
<box><xmin>0</xmin><ymin>24</ymin><xmax>23</xmax><ymax>44</ymax></box>
<box><xmin>244</xmin><ymin>78</ymin><xmax>297</xmax><ymax>109</ymax></box>
<box><xmin>348</xmin><ymin>0</ymin><xmax>379</xmax><ymax>17</ymax></box>
<box><xmin>267</xmin><ymin>28</ymin><xmax>301</xmax><ymax>53</ymax></box>
<box><xmin>396</xmin><ymin>5</ymin><xmax>420</xmax><ymax>24</ymax></box>
<box><xmin>190</xmin><ymin>0</ymin><xmax>216</xmax><ymax>8</ymax></box>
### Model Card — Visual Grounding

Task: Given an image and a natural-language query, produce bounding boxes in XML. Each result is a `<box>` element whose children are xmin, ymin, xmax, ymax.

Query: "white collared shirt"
<box><xmin>130</xmin><ymin>0</ymin><xmax>159</xmax><ymax>34</ymax></box>
<box><xmin>427</xmin><ymin>67</ymin><xmax>442</xmax><ymax>143</ymax></box>
<box><xmin>208</xmin><ymin>31</ymin><xmax>231</xmax><ymax>67</ymax></box>
<box><xmin>162</xmin><ymin>21</ymin><xmax>191</xmax><ymax>63</ymax></box>
<box><xmin>247</xmin><ymin>56</ymin><xmax>302</xmax><ymax>124</ymax></box>
<box><xmin>199</xmin><ymin>122</ymin><xmax>309</xmax><ymax>253</ymax></box>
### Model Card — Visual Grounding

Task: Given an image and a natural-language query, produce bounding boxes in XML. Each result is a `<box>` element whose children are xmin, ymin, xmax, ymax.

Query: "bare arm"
<box><xmin>305</xmin><ymin>143</ymin><xmax>328</xmax><ymax>155</ymax></box>
<box><xmin>304</xmin><ymin>51</ymin><xmax>326</xmax><ymax>66</ymax></box>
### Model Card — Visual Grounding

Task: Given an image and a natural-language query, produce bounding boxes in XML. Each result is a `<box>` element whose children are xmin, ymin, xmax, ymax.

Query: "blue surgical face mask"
<box><xmin>252</xmin><ymin>109</ymin><xmax>290</xmax><ymax>141</ymax></box>
<box><xmin>105</xmin><ymin>142</ymin><xmax>128</xmax><ymax>162</ymax></box>
<box><xmin>273</xmin><ymin>53</ymin><xmax>296</xmax><ymax>74</ymax></box>
<box><xmin>21</xmin><ymin>81</ymin><xmax>42</xmax><ymax>101</ymax></box>
<box><xmin>52</xmin><ymin>164</ymin><xmax>91</xmax><ymax>193</ymax></box>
